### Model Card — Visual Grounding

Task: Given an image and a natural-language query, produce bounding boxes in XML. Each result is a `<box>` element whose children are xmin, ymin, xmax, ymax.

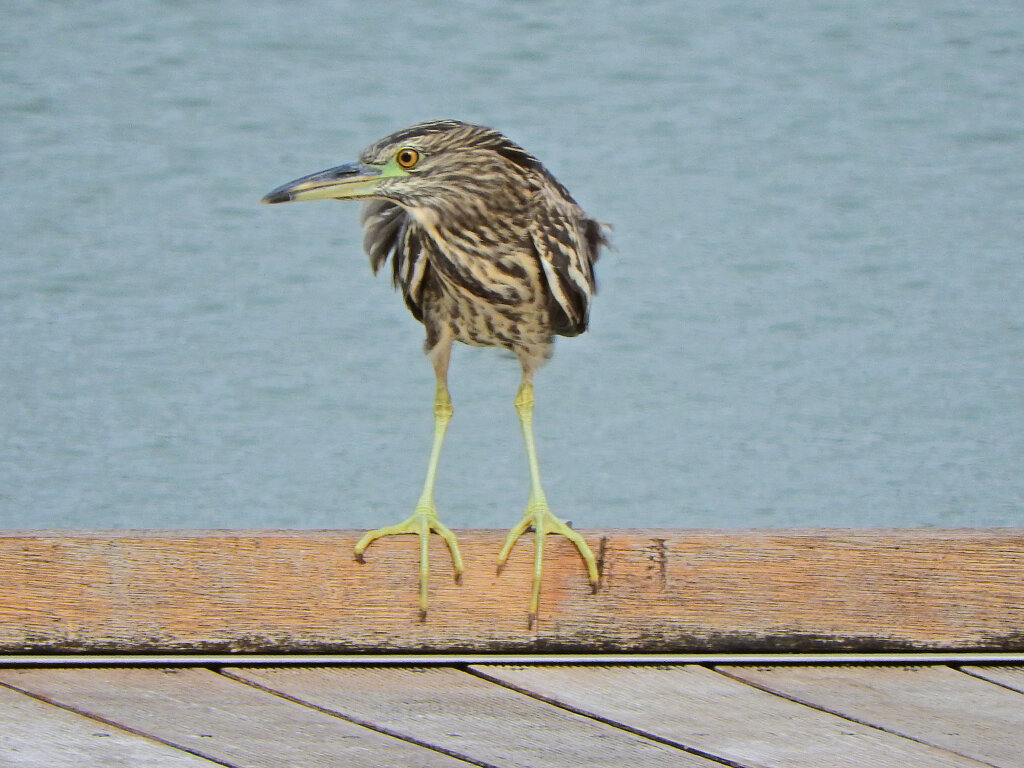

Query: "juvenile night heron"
<box><xmin>262</xmin><ymin>120</ymin><xmax>607</xmax><ymax>623</ymax></box>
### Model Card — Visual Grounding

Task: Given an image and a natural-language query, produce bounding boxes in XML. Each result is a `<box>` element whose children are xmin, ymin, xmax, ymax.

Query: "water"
<box><xmin>2</xmin><ymin>1</ymin><xmax>1022</xmax><ymax>530</ymax></box>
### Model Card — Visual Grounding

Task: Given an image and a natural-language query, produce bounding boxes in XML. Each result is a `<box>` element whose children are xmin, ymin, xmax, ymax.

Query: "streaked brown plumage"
<box><xmin>262</xmin><ymin>120</ymin><xmax>607</xmax><ymax>623</ymax></box>
<box><xmin>358</xmin><ymin>121</ymin><xmax>605</xmax><ymax>373</ymax></box>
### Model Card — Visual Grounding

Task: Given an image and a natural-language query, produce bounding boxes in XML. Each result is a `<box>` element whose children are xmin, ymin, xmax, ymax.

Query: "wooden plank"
<box><xmin>227</xmin><ymin>666</ymin><xmax>717</xmax><ymax>767</ymax></box>
<box><xmin>1</xmin><ymin>529</ymin><xmax>1022</xmax><ymax>653</ymax></box>
<box><xmin>718</xmin><ymin>664</ymin><xmax>1024</xmax><ymax>767</ymax></box>
<box><xmin>961</xmin><ymin>665</ymin><xmax>1024</xmax><ymax>694</ymax></box>
<box><xmin>0</xmin><ymin>683</ymin><xmax>216</xmax><ymax>767</ymax></box>
<box><xmin>471</xmin><ymin>664</ymin><xmax>992</xmax><ymax>768</ymax></box>
<box><xmin>0</xmin><ymin>668</ymin><xmax>470</xmax><ymax>768</ymax></box>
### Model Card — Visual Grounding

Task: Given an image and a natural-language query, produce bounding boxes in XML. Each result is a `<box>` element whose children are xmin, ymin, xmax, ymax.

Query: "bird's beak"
<box><xmin>261</xmin><ymin>161</ymin><xmax>384</xmax><ymax>204</ymax></box>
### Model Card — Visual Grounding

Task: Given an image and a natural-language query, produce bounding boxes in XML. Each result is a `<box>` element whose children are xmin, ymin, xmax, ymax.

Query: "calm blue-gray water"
<box><xmin>2</xmin><ymin>1</ymin><xmax>1022</xmax><ymax>530</ymax></box>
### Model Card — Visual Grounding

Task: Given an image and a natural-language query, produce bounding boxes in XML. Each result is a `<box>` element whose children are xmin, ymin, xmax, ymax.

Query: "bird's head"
<box><xmin>261</xmin><ymin>120</ymin><xmax>553</xmax><ymax>225</ymax></box>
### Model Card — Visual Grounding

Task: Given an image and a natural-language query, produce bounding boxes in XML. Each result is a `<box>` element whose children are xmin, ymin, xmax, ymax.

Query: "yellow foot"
<box><xmin>497</xmin><ymin>502</ymin><xmax>599</xmax><ymax>627</ymax></box>
<box><xmin>354</xmin><ymin>507</ymin><xmax>463</xmax><ymax>620</ymax></box>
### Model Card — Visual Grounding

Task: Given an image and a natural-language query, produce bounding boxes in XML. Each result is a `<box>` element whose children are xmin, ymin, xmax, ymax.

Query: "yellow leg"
<box><xmin>354</xmin><ymin>380</ymin><xmax>463</xmax><ymax>619</ymax></box>
<box><xmin>497</xmin><ymin>380</ymin><xmax>599</xmax><ymax>626</ymax></box>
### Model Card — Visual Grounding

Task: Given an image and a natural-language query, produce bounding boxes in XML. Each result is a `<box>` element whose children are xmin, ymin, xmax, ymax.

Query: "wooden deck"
<box><xmin>2</xmin><ymin>659</ymin><xmax>1023</xmax><ymax>766</ymax></box>
<box><xmin>2</xmin><ymin>529</ymin><xmax>1023</xmax><ymax>766</ymax></box>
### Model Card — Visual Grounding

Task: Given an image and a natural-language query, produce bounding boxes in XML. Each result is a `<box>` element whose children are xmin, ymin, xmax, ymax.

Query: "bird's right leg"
<box><xmin>353</xmin><ymin>344</ymin><xmax>463</xmax><ymax>619</ymax></box>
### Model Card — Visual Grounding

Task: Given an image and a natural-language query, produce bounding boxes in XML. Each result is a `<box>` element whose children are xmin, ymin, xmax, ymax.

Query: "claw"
<box><xmin>499</xmin><ymin>504</ymin><xmax>598</xmax><ymax>625</ymax></box>
<box><xmin>354</xmin><ymin>509</ymin><xmax>463</xmax><ymax>617</ymax></box>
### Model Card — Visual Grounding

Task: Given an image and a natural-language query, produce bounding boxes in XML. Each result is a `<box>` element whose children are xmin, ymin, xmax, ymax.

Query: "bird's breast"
<box><xmin>423</xmin><ymin>225</ymin><xmax>541</xmax><ymax>308</ymax></box>
<box><xmin>418</xmin><ymin>227</ymin><xmax>554</xmax><ymax>354</ymax></box>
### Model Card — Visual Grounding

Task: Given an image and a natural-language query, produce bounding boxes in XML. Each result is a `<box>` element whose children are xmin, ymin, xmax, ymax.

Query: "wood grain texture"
<box><xmin>2</xmin><ymin>528</ymin><xmax>1022</xmax><ymax>653</ymax></box>
<box><xmin>227</xmin><ymin>666</ymin><xmax>716</xmax><ymax>767</ymax></box>
<box><xmin>471</xmin><ymin>665</ymin><xmax>991</xmax><ymax>768</ymax></box>
<box><xmin>718</xmin><ymin>665</ymin><xmax>1024</xmax><ymax>767</ymax></box>
<box><xmin>0</xmin><ymin>668</ymin><xmax>469</xmax><ymax>768</ymax></box>
<box><xmin>0</xmin><ymin>683</ymin><xmax>217</xmax><ymax>767</ymax></box>
<box><xmin>961</xmin><ymin>665</ymin><xmax>1024</xmax><ymax>694</ymax></box>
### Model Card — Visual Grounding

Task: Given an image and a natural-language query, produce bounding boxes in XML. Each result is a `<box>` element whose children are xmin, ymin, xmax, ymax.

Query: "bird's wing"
<box><xmin>529</xmin><ymin>206</ymin><xmax>605</xmax><ymax>337</ymax></box>
<box><xmin>360</xmin><ymin>200</ymin><xmax>429</xmax><ymax>321</ymax></box>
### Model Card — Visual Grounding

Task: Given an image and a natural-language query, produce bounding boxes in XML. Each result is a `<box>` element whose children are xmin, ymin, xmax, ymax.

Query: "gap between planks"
<box><xmin>3</xmin><ymin>652</ymin><xmax>1024</xmax><ymax>668</ymax></box>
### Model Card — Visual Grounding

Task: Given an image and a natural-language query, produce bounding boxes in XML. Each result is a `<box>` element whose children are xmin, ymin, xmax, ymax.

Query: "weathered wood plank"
<box><xmin>0</xmin><ymin>668</ymin><xmax>470</xmax><ymax>768</ymax></box>
<box><xmin>718</xmin><ymin>664</ymin><xmax>1024</xmax><ymax>767</ymax></box>
<box><xmin>2</xmin><ymin>529</ymin><xmax>1022</xmax><ymax>652</ymax></box>
<box><xmin>471</xmin><ymin>664</ymin><xmax>992</xmax><ymax>768</ymax></box>
<box><xmin>961</xmin><ymin>665</ymin><xmax>1024</xmax><ymax>694</ymax></box>
<box><xmin>227</xmin><ymin>666</ymin><xmax>716</xmax><ymax>767</ymax></box>
<box><xmin>0</xmin><ymin>682</ymin><xmax>217</xmax><ymax>767</ymax></box>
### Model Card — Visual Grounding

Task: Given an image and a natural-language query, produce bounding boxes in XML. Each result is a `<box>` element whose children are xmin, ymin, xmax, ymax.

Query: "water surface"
<box><xmin>2</xmin><ymin>1</ymin><xmax>1022</xmax><ymax>529</ymax></box>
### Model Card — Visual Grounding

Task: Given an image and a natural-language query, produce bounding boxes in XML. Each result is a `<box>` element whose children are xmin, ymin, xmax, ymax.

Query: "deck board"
<box><xmin>2</xmin><ymin>528</ymin><xmax>1022</xmax><ymax>653</ymax></box>
<box><xmin>0</xmin><ymin>683</ymin><xmax>218</xmax><ymax>767</ymax></box>
<box><xmin>0</xmin><ymin>668</ymin><xmax>471</xmax><ymax>768</ymax></box>
<box><xmin>962</xmin><ymin>665</ymin><xmax>1024</xmax><ymax>694</ymax></box>
<box><xmin>471</xmin><ymin>664</ymin><xmax>993</xmax><ymax>768</ymax></box>
<box><xmin>227</xmin><ymin>666</ymin><xmax>718</xmax><ymax>767</ymax></box>
<box><xmin>2</xmin><ymin>662</ymin><xmax>1022</xmax><ymax>767</ymax></box>
<box><xmin>718</xmin><ymin>664</ymin><xmax>1024</xmax><ymax>767</ymax></box>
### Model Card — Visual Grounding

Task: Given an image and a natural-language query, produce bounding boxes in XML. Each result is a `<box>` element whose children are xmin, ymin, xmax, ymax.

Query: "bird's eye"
<box><xmin>396</xmin><ymin>148</ymin><xmax>420</xmax><ymax>169</ymax></box>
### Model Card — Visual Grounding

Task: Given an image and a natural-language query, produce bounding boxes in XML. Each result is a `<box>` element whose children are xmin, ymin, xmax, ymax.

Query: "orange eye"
<box><xmin>396</xmin><ymin>148</ymin><xmax>420</xmax><ymax>169</ymax></box>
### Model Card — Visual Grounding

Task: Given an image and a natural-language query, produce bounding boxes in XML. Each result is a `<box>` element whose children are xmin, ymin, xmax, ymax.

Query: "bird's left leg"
<box><xmin>497</xmin><ymin>374</ymin><xmax>599</xmax><ymax>625</ymax></box>
<box><xmin>354</xmin><ymin>343</ymin><xmax>463</xmax><ymax>619</ymax></box>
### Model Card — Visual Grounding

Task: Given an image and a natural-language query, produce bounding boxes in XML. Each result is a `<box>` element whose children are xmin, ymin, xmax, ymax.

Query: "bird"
<box><xmin>262</xmin><ymin>120</ymin><xmax>607</xmax><ymax>624</ymax></box>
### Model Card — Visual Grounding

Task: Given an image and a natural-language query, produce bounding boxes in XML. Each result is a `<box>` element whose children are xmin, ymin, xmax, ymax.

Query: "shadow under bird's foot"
<box><xmin>353</xmin><ymin>507</ymin><xmax>464</xmax><ymax>619</ymax></box>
